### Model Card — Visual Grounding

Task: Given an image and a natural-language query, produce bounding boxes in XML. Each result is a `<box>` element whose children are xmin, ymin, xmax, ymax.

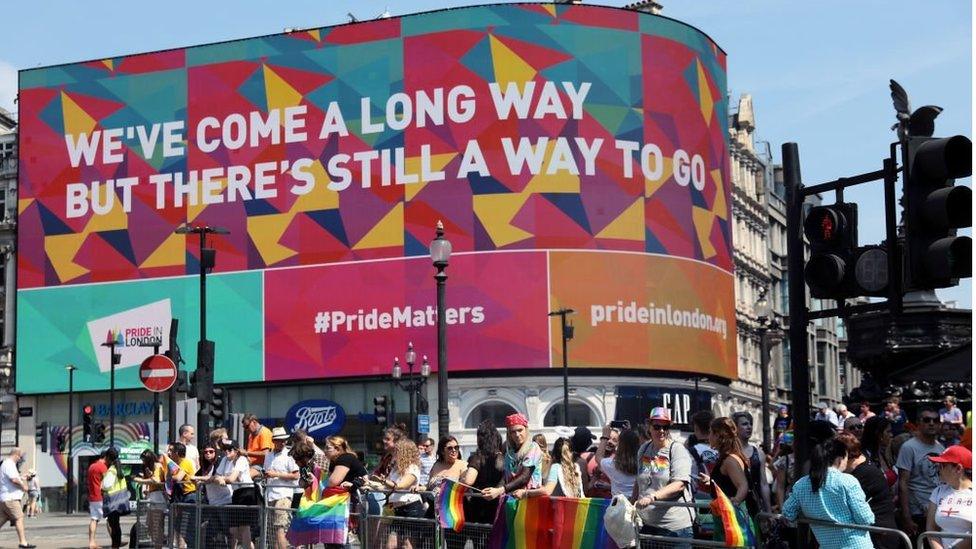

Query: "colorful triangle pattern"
<box><xmin>18</xmin><ymin>3</ymin><xmax>731</xmax><ymax>289</ymax></box>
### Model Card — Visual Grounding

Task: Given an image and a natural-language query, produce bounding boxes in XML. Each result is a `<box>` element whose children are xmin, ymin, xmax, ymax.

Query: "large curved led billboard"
<box><xmin>17</xmin><ymin>3</ymin><xmax>735</xmax><ymax>393</ymax></box>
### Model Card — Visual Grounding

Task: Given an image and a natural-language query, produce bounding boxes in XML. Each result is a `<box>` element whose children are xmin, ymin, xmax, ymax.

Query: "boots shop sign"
<box><xmin>285</xmin><ymin>400</ymin><xmax>347</xmax><ymax>438</ymax></box>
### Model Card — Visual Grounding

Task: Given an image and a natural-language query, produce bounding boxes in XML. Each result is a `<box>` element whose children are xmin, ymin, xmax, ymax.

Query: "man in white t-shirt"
<box><xmin>418</xmin><ymin>438</ymin><xmax>436</xmax><ymax>486</ymax></box>
<box><xmin>0</xmin><ymin>448</ymin><xmax>34</xmax><ymax>548</ymax></box>
<box><xmin>263</xmin><ymin>428</ymin><xmax>299</xmax><ymax>549</ymax></box>
<box><xmin>179</xmin><ymin>424</ymin><xmax>200</xmax><ymax>469</ymax></box>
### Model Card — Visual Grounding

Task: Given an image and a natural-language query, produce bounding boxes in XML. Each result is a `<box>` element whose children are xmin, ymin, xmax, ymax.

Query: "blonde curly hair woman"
<box><xmin>377</xmin><ymin>439</ymin><xmax>423</xmax><ymax>549</ymax></box>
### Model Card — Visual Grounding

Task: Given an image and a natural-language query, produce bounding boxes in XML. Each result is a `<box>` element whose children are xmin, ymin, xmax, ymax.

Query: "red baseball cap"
<box><xmin>928</xmin><ymin>445</ymin><xmax>972</xmax><ymax>469</ymax></box>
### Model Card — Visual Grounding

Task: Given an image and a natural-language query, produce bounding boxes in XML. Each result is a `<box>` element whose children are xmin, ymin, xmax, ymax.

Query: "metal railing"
<box><xmin>639</xmin><ymin>500</ymin><xmax>753</xmax><ymax>548</ymax></box>
<box><xmin>131</xmin><ymin>482</ymin><xmax>970</xmax><ymax>549</ymax></box>
<box><xmin>916</xmin><ymin>530</ymin><xmax>973</xmax><ymax>549</ymax></box>
<box><xmin>759</xmin><ymin>511</ymin><xmax>914</xmax><ymax>549</ymax></box>
<box><xmin>135</xmin><ymin>497</ymin><xmax>362</xmax><ymax>548</ymax></box>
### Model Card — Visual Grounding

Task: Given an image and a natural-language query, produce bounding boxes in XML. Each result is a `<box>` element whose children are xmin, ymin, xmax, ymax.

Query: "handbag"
<box><xmin>604</xmin><ymin>493</ymin><xmax>640</xmax><ymax>547</ymax></box>
<box><xmin>102</xmin><ymin>465</ymin><xmax>132</xmax><ymax>516</ymax></box>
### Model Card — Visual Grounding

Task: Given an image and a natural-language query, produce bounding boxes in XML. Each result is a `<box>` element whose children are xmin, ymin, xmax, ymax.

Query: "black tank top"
<box><xmin>712</xmin><ymin>454</ymin><xmax>759</xmax><ymax>516</ymax></box>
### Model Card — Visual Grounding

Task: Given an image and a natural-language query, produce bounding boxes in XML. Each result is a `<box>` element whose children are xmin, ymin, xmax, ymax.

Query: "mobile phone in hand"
<box><xmin>609</xmin><ymin>420</ymin><xmax>630</xmax><ymax>430</ymax></box>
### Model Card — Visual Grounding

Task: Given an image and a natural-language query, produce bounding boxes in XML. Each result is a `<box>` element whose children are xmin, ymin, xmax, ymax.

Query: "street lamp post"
<box><xmin>430</xmin><ymin>221</ymin><xmax>452</xmax><ymax>441</ymax></box>
<box><xmin>756</xmin><ymin>290</ymin><xmax>783</xmax><ymax>453</ymax></box>
<box><xmin>65</xmin><ymin>364</ymin><xmax>76</xmax><ymax>514</ymax></box>
<box><xmin>392</xmin><ymin>343</ymin><xmax>430</xmax><ymax>440</ymax></box>
<box><xmin>175</xmin><ymin>224</ymin><xmax>229</xmax><ymax>441</ymax></box>
<box><xmin>548</xmin><ymin>309</ymin><xmax>575</xmax><ymax>425</ymax></box>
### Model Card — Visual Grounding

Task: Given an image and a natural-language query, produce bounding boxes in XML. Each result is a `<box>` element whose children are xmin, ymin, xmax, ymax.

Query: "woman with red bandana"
<box><xmin>482</xmin><ymin>413</ymin><xmax>545</xmax><ymax>500</ymax></box>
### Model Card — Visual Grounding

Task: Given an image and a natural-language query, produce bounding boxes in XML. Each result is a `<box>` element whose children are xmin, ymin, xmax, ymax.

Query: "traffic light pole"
<box><xmin>197</xmin><ymin>229</ymin><xmax>208</xmax><ymax>443</ymax></box>
<box><xmin>66</xmin><ymin>366</ymin><xmax>75</xmax><ymax>514</ymax></box>
<box><xmin>784</xmin><ymin>143</ymin><xmax>811</xmax><ymax>489</ymax></box>
<box><xmin>100</xmin><ymin>340</ymin><xmax>118</xmax><ymax>448</ymax></box>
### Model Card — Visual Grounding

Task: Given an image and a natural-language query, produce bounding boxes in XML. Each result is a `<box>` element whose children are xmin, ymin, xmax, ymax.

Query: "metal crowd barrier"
<box><xmin>139</xmin><ymin>485</ymin><xmax>938</xmax><ymax>548</ymax></box>
<box><xmin>638</xmin><ymin>500</ymin><xmax>754</xmax><ymax>548</ymax></box>
<box><xmin>759</xmin><ymin>511</ymin><xmax>914</xmax><ymax>549</ymax></box>
<box><xmin>916</xmin><ymin>530</ymin><xmax>973</xmax><ymax>549</ymax></box>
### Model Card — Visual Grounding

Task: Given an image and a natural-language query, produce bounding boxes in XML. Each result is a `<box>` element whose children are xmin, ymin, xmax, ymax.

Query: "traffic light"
<box><xmin>210</xmin><ymin>386</ymin><xmax>226</xmax><ymax>421</ymax></box>
<box><xmin>92</xmin><ymin>422</ymin><xmax>106</xmax><ymax>444</ymax></box>
<box><xmin>83</xmin><ymin>405</ymin><xmax>94</xmax><ymax>442</ymax></box>
<box><xmin>35</xmin><ymin>422</ymin><xmax>48</xmax><ymax>453</ymax></box>
<box><xmin>175</xmin><ymin>371</ymin><xmax>190</xmax><ymax>393</ymax></box>
<box><xmin>803</xmin><ymin>203</ymin><xmax>858</xmax><ymax>298</ymax></box>
<box><xmin>373</xmin><ymin>395</ymin><xmax>388</xmax><ymax>426</ymax></box>
<box><xmin>903</xmin><ymin>135</ymin><xmax>973</xmax><ymax>289</ymax></box>
<box><xmin>56</xmin><ymin>433</ymin><xmax>67</xmax><ymax>453</ymax></box>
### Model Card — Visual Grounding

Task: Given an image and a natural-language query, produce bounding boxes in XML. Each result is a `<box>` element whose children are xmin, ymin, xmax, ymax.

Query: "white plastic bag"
<box><xmin>101</xmin><ymin>467</ymin><xmax>117</xmax><ymax>492</ymax></box>
<box><xmin>604</xmin><ymin>493</ymin><xmax>641</xmax><ymax>547</ymax></box>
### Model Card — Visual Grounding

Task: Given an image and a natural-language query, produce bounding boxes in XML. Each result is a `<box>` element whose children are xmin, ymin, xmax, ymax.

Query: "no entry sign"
<box><xmin>139</xmin><ymin>354</ymin><xmax>178</xmax><ymax>392</ymax></box>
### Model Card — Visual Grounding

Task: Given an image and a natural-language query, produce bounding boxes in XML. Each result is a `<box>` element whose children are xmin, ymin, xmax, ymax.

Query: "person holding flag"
<box><xmin>481</xmin><ymin>413</ymin><xmax>544</xmax><ymax>500</ymax></box>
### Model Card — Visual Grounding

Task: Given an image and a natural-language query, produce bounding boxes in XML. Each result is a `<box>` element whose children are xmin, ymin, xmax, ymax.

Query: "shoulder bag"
<box><xmin>102</xmin><ymin>465</ymin><xmax>132</xmax><ymax>516</ymax></box>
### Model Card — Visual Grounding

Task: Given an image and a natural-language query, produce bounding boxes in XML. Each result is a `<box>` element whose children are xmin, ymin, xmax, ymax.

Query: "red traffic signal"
<box><xmin>803</xmin><ymin>203</ymin><xmax>858</xmax><ymax>298</ymax></box>
<box><xmin>804</xmin><ymin>207</ymin><xmax>846</xmax><ymax>244</ymax></box>
<box><xmin>83</xmin><ymin>405</ymin><xmax>94</xmax><ymax>415</ymax></box>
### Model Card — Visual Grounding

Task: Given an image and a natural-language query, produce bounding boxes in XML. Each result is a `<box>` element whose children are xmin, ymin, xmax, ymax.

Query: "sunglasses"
<box><xmin>651</xmin><ymin>424</ymin><xmax>669</xmax><ymax>431</ymax></box>
<box><xmin>203</xmin><ymin>449</ymin><xmax>216</xmax><ymax>453</ymax></box>
<box><xmin>445</xmin><ymin>445</ymin><xmax>459</xmax><ymax>452</ymax></box>
<box><xmin>921</xmin><ymin>417</ymin><xmax>939</xmax><ymax>424</ymax></box>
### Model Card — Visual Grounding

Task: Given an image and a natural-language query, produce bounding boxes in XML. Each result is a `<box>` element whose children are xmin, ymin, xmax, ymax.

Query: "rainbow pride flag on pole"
<box><xmin>709</xmin><ymin>483</ymin><xmax>757</xmax><ymax>547</ymax></box>
<box><xmin>286</xmin><ymin>469</ymin><xmax>350</xmax><ymax>546</ymax></box>
<box><xmin>436</xmin><ymin>479</ymin><xmax>468</xmax><ymax>532</ymax></box>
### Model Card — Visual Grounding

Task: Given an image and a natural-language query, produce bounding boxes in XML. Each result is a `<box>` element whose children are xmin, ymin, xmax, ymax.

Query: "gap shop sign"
<box><xmin>284</xmin><ymin>400</ymin><xmax>346</xmax><ymax>439</ymax></box>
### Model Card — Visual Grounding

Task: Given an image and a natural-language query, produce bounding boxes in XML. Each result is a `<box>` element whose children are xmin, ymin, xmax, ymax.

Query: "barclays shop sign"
<box><xmin>285</xmin><ymin>400</ymin><xmax>346</xmax><ymax>438</ymax></box>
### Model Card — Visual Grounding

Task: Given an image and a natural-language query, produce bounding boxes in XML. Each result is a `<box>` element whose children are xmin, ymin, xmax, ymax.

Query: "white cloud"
<box><xmin>0</xmin><ymin>61</ymin><xmax>16</xmax><ymax>116</ymax></box>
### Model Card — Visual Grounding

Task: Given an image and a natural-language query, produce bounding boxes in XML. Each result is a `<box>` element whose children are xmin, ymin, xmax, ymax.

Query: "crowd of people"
<box><xmin>68</xmin><ymin>395</ymin><xmax>972</xmax><ymax>549</ymax></box>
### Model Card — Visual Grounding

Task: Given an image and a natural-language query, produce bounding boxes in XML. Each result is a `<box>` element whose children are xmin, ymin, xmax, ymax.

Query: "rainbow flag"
<box><xmin>709</xmin><ymin>483</ymin><xmax>757</xmax><ymax>547</ymax></box>
<box><xmin>436</xmin><ymin>479</ymin><xmax>467</xmax><ymax>532</ymax></box>
<box><xmin>164</xmin><ymin>457</ymin><xmax>180</xmax><ymax>496</ymax></box>
<box><xmin>488</xmin><ymin>496</ymin><xmax>620</xmax><ymax>549</ymax></box>
<box><xmin>487</xmin><ymin>496</ymin><xmax>553</xmax><ymax>548</ymax></box>
<box><xmin>551</xmin><ymin>497</ymin><xmax>619</xmax><ymax>549</ymax></box>
<box><xmin>286</xmin><ymin>468</ymin><xmax>350</xmax><ymax>546</ymax></box>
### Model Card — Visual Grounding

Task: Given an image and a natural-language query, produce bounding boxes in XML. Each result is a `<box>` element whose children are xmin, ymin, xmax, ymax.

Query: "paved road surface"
<box><xmin>0</xmin><ymin>512</ymin><xmax>136</xmax><ymax>549</ymax></box>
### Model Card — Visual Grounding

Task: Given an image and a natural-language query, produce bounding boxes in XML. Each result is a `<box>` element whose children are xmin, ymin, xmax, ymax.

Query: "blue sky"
<box><xmin>0</xmin><ymin>0</ymin><xmax>971</xmax><ymax>307</ymax></box>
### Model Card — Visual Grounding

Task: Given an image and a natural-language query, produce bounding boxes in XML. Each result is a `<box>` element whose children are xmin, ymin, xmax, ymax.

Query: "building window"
<box><xmin>465</xmin><ymin>401</ymin><xmax>518</xmax><ymax>429</ymax></box>
<box><xmin>543</xmin><ymin>401</ymin><xmax>596</xmax><ymax>427</ymax></box>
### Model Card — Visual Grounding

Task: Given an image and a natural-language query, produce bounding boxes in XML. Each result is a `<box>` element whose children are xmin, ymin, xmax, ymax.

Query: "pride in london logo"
<box><xmin>104</xmin><ymin>326</ymin><xmax>164</xmax><ymax>348</ymax></box>
<box><xmin>86</xmin><ymin>299</ymin><xmax>172</xmax><ymax>372</ymax></box>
